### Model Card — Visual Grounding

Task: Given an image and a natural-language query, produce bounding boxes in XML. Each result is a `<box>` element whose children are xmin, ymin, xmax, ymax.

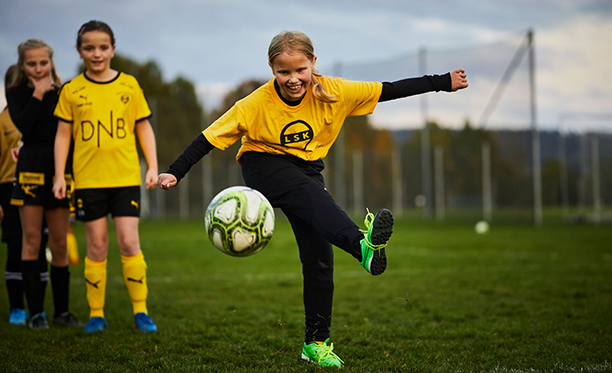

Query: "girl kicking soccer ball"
<box><xmin>158</xmin><ymin>30</ymin><xmax>468</xmax><ymax>367</ymax></box>
<box><xmin>53</xmin><ymin>20</ymin><xmax>159</xmax><ymax>333</ymax></box>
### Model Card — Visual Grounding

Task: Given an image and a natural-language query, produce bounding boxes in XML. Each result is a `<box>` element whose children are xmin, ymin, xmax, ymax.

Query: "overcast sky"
<box><xmin>1</xmin><ymin>0</ymin><xmax>611</xmax><ymax>131</ymax></box>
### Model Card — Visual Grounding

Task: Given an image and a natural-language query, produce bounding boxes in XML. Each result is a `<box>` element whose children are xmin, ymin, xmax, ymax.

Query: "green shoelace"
<box><xmin>360</xmin><ymin>208</ymin><xmax>387</xmax><ymax>251</ymax></box>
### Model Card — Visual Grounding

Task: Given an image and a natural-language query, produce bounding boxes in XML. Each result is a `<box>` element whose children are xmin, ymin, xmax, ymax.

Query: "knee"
<box><xmin>117</xmin><ymin>235</ymin><xmax>140</xmax><ymax>255</ymax></box>
<box><xmin>22</xmin><ymin>230</ymin><xmax>42</xmax><ymax>251</ymax></box>
<box><xmin>48</xmin><ymin>234</ymin><xmax>67</xmax><ymax>251</ymax></box>
<box><xmin>87</xmin><ymin>237</ymin><xmax>109</xmax><ymax>259</ymax></box>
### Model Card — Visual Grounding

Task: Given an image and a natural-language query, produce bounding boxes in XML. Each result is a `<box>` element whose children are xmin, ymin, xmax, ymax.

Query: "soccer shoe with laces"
<box><xmin>301</xmin><ymin>339</ymin><xmax>344</xmax><ymax>368</ymax></box>
<box><xmin>359</xmin><ymin>208</ymin><xmax>394</xmax><ymax>275</ymax></box>
<box><xmin>134</xmin><ymin>312</ymin><xmax>157</xmax><ymax>332</ymax></box>
<box><xmin>83</xmin><ymin>316</ymin><xmax>109</xmax><ymax>332</ymax></box>
<box><xmin>53</xmin><ymin>312</ymin><xmax>82</xmax><ymax>327</ymax></box>
<box><xmin>9</xmin><ymin>308</ymin><xmax>27</xmax><ymax>325</ymax></box>
<box><xmin>28</xmin><ymin>312</ymin><xmax>49</xmax><ymax>330</ymax></box>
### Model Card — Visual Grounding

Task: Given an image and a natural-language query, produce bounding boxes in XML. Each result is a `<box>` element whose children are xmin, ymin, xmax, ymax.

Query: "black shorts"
<box><xmin>10</xmin><ymin>145</ymin><xmax>70</xmax><ymax>209</ymax></box>
<box><xmin>74</xmin><ymin>186</ymin><xmax>140</xmax><ymax>222</ymax></box>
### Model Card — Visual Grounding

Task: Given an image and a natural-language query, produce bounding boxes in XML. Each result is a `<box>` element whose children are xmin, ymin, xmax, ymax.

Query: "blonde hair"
<box><xmin>13</xmin><ymin>39</ymin><xmax>62</xmax><ymax>87</ymax></box>
<box><xmin>268</xmin><ymin>31</ymin><xmax>337</xmax><ymax>103</ymax></box>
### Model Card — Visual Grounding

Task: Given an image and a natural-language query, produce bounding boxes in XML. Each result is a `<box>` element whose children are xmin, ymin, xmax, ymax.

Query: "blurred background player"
<box><xmin>158</xmin><ymin>30</ymin><xmax>467</xmax><ymax>367</ymax></box>
<box><xmin>53</xmin><ymin>20</ymin><xmax>159</xmax><ymax>333</ymax></box>
<box><xmin>7</xmin><ymin>39</ymin><xmax>80</xmax><ymax>329</ymax></box>
<box><xmin>1</xmin><ymin>65</ymin><xmax>50</xmax><ymax>326</ymax></box>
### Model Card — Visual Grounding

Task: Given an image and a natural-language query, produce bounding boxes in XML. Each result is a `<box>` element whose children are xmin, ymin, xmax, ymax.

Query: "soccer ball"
<box><xmin>475</xmin><ymin>220</ymin><xmax>490</xmax><ymax>234</ymax></box>
<box><xmin>205</xmin><ymin>186</ymin><xmax>275</xmax><ymax>257</ymax></box>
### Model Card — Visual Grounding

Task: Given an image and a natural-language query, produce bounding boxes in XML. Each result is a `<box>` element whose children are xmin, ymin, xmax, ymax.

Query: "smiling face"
<box><xmin>78</xmin><ymin>30</ymin><xmax>115</xmax><ymax>78</ymax></box>
<box><xmin>270</xmin><ymin>51</ymin><xmax>316</xmax><ymax>102</ymax></box>
<box><xmin>22</xmin><ymin>47</ymin><xmax>52</xmax><ymax>83</ymax></box>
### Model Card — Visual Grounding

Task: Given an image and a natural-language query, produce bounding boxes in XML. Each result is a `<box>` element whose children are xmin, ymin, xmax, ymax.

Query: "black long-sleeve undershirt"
<box><xmin>166</xmin><ymin>73</ymin><xmax>452</xmax><ymax>182</ymax></box>
<box><xmin>6</xmin><ymin>85</ymin><xmax>60</xmax><ymax>146</ymax></box>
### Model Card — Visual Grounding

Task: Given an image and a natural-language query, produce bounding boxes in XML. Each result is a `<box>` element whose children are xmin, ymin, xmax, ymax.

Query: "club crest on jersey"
<box><xmin>118</xmin><ymin>92</ymin><xmax>131</xmax><ymax>104</ymax></box>
<box><xmin>280</xmin><ymin>120</ymin><xmax>313</xmax><ymax>150</ymax></box>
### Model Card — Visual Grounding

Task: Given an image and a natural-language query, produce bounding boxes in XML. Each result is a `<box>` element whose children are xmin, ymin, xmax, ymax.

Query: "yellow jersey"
<box><xmin>54</xmin><ymin>72</ymin><xmax>151</xmax><ymax>189</ymax></box>
<box><xmin>203</xmin><ymin>76</ymin><xmax>382</xmax><ymax>163</ymax></box>
<box><xmin>0</xmin><ymin>108</ymin><xmax>21</xmax><ymax>184</ymax></box>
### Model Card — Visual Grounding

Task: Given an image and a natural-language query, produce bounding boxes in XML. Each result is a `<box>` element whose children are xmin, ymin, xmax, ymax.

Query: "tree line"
<box><xmin>109</xmin><ymin>55</ymin><xmax>611</xmax><ymax>220</ymax></box>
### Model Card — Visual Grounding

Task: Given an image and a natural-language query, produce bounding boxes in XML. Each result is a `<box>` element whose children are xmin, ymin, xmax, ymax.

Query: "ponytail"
<box><xmin>311</xmin><ymin>71</ymin><xmax>337</xmax><ymax>103</ymax></box>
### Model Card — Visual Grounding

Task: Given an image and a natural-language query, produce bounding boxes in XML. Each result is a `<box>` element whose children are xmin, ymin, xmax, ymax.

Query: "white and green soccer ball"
<box><xmin>205</xmin><ymin>186</ymin><xmax>275</xmax><ymax>257</ymax></box>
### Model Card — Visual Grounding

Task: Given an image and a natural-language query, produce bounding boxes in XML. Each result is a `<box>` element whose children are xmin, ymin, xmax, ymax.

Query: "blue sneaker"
<box><xmin>28</xmin><ymin>312</ymin><xmax>49</xmax><ymax>330</ymax></box>
<box><xmin>83</xmin><ymin>317</ymin><xmax>109</xmax><ymax>333</ymax></box>
<box><xmin>9</xmin><ymin>308</ymin><xmax>27</xmax><ymax>325</ymax></box>
<box><xmin>359</xmin><ymin>208</ymin><xmax>394</xmax><ymax>275</ymax></box>
<box><xmin>134</xmin><ymin>312</ymin><xmax>157</xmax><ymax>332</ymax></box>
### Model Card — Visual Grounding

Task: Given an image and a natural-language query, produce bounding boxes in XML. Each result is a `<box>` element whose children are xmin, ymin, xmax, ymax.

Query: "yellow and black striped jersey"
<box><xmin>54</xmin><ymin>72</ymin><xmax>151</xmax><ymax>189</ymax></box>
<box><xmin>203</xmin><ymin>76</ymin><xmax>382</xmax><ymax>163</ymax></box>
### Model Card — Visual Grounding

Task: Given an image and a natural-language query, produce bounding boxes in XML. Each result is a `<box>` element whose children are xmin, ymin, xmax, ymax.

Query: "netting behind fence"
<box><xmin>143</xmin><ymin>31</ymin><xmax>611</xmax><ymax>225</ymax></box>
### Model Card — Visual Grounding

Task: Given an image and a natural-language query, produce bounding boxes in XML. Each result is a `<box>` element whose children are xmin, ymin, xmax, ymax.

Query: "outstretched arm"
<box><xmin>157</xmin><ymin>133</ymin><xmax>216</xmax><ymax>190</ymax></box>
<box><xmin>379</xmin><ymin>69</ymin><xmax>468</xmax><ymax>102</ymax></box>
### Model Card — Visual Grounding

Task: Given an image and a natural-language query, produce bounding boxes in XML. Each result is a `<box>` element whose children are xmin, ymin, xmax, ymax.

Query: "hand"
<box><xmin>450</xmin><ymin>69</ymin><xmax>468</xmax><ymax>91</ymax></box>
<box><xmin>30</xmin><ymin>75</ymin><xmax>55</xmax><ymax>100</ymax></box>
<box><xmin>145</xmin><ymin>168</ymin><xmax>158</xmax><ymax>190</ymax></box>
<box><xmin>158</xmin><ymin>173</ymin><xmax>177</xmax><ymax>190</ymax></box>
<box><xmin>52</xmin><ymin>177</ymin><xmax>67</xmax><ymax>200</ymax></box>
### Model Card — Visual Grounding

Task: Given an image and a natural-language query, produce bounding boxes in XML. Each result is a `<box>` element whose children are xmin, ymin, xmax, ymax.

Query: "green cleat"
<box><xmin>359</xmin><ymin>208</ymin><xmax>393</xmax><ymax>275</ymax></box>
<box><xmin>301</xmin><ymin>339</ymin><xmax>344</xmax><ymax>368</ymax></box>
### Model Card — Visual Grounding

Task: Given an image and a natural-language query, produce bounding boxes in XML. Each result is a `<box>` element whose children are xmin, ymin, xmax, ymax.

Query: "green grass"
<box><xmin>0</xmin><ymin>216</ymin><xmax>611</xmax><ymax>372</ymax></box>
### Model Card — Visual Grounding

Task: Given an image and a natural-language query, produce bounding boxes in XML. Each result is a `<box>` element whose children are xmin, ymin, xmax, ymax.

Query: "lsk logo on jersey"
<box><xmin>280</xmin><ymin>120</ymin><xmax>314</xmax><ymax>150</ymax></box>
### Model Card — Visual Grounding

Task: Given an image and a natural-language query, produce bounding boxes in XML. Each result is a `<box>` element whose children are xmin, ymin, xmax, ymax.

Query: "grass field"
<box><xmin>0</xmin><ymin>214</ymin><xmax>611</xmax><ymax>372</ymax></box>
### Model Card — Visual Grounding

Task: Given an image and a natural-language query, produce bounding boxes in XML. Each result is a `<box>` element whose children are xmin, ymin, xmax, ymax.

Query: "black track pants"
<box><xmin>240</xmin><ymin>152</ymin><xmax>364</xmax><ymax>343</ymax></box>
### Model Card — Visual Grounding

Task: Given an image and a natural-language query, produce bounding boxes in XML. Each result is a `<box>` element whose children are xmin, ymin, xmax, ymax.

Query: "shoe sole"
<box><xmin>369</xmin><ymin>209</ymin><xmax>394</xmax><ymax>276</ymax></box>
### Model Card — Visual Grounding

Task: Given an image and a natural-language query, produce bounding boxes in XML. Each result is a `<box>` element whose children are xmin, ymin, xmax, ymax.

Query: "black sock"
<box><xmin>51</xmin><ymin>265</ymin><xmax>70</xmax><ymax>317</ymax></box>
<box><xmin>6</xmin><ymin>278</ymin><xmax>24</xmax><ymax>310</ymax></box>
<box><xmin>38</xmin><ymin>244</ymin><xmax>49</xmax><ymax>307</ymax></box>
<box><xmin>5</xmin><ymin>238</ymin><xmax>24</xmax><ymax>309</ymax></box>
<box><xmin>22</xmin><ymin>260</ymin><xmax>44</xmax><ymax>316</ymax></box>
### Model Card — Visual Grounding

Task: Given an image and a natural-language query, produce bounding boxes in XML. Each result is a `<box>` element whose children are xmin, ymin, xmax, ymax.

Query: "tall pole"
<box><xmin>419</xmin><ymin>47</ymin><xmax>432</xmax><ymax>219</ymax></box>
<box><xmin>434</xmin><ymin>146</ymin><xmax>445</xmax><ymax>222</ymax></box>
<box><xmin>353</xmin><ymin>150</ymin><xmax>364</xmax><ymax>215</ymax></box>
<box><xmin>591</xmin><ymin>137</ymin><xmax>601</xmax><ymax>225</ymax></box>
<box><xmin>482</xmin><ymin>141</ymin><xmax>492</xmax><ymax>222</ymax></box>
<box><xmin>392</xmin><ymin>144</ymin><xmax>403</xmax><ymax>217</ymax></box>
<box><xmin>558</xmin><ymin>124</ymin><xmax>570</xmax><ymax>221</ymax></box>
<box><xmin>334</xmin><ymin>62</ymin><xmax>346</xmax><ymax>208</ymax></box>
<box><xmin>528</xmin><ymin>29</ymin><xmax>543</xmax><ymax>226</ymax></box>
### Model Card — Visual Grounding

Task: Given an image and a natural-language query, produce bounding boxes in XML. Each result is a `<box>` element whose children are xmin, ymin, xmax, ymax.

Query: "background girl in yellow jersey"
<box><xmin>7</xmin><ymin>40</ymin><xmax>80</xmax><ymax>329</ymax></box>
<box><xmin>158</xmin><ymin>30</ymin><xmax>468</xmax><ymax>367</ymax></box>
<box><xmin>1</xmin><ymin>64</ymin><xmax>50</xmax><ymax>326</ymax></box>
<box><xmin>53</xmin><ymin>20</ymin><xmax>159</xmax><ymax>333</ymax></box>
